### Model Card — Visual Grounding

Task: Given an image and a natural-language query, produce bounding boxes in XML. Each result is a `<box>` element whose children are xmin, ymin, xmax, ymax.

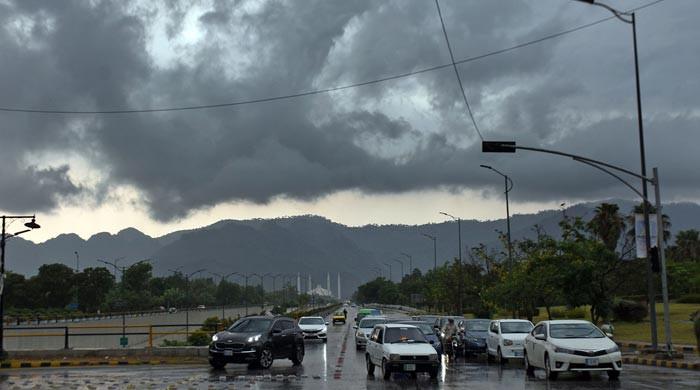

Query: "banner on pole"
<box><xmin>635</xmin><ymin>213</ymin><xmax>658</xmax><ymax>258</ymax></box>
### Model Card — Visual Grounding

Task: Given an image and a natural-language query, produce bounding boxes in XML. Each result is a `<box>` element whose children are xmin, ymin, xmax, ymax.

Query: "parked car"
<box><xmin>354</xmin><ymin>316</ymin><xmax>387</xmax><ymax>349</ymax></box>
<box><xmin>297</xmin><ymin>316</ymin><xmax>328</xmax><ymax>342</ymax></box>
<box><xmin>458</xmin><ymin>319</ymin><xmax>490</xmax><ymax>356</ymax></box>
<box><xmin>332</xmin><ymin>311</ymin><xmax>346</xmax><ymax>324</ymax></box>
<box><xmin>524</xmin><ymin>320</ymin><xmax>622</xmax><ymax>380</ymax></box>
<box><xmin>197</xmin><ymin>304</ymin><xmax>206</xmax><ymax>310</ymax></box>
<box><xmin>365</xmin><ymin>323</ymin><xmax>440</xmax><ymax>379</ymax></box>
<box><xmin>486</xmin><ymin>319</ymin><xmax>534</xmax><ymax>363</ymax></box>
<box><xmin>168</xmin><ymin>307</ymin><xmax>177</xmax><ymax>314</ymax></box>
<box><xmin>391</xmin><ymin>320</ymin><xmax>443</xmax><ymax>356</ymax></box>
<box><xmin>208</xmin><ymin>316</ymin><xmax>304</xmax><ymax>369</ymax></box>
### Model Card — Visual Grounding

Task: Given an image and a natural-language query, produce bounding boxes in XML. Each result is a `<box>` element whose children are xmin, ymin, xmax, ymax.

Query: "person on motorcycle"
<box><xmin>442</xmin><ymin>318</ymin><xmax>458</xmax><ymax>356</ymax></box>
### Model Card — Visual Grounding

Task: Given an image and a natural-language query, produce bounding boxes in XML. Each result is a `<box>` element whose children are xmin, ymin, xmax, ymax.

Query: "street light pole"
<box><xmin>480</xmin><ymin>165</ymin><xmax>514</xmax><ymax>267</ymax></box>
<box><xmin>574</xmin><ymin>0</ymin><xmax>658</xmax><ymax>352</ymax></box>
<box><xmin>421</xmin><ymin>233</ymin><xmax>437</xmax><ymax>271</ymax></box>
<box><xmin>392</xmin><ymin>259</ymin><xmax>404</xmax><ymax>279</ymax></box>
<box><xmin>0</xmin><ymin>215</ymin><xmax>40</xmax><ymax>359</ymax></box>
<box><xmin>400</xmin><ymin>253</ymin><xmax>413</xmax><ymax>276</ymax></box>
<box><xmin>210</xmin><ymin>272</ymin><xmax>236</xmax><ymax>321</ymax></box>
<box><xmin>440</xmin><ymin>212</ymin><xmax>462</xmax><ymax>314</ymax></box>
<box><xmin>382</xmin><ymin>262</ymin><xmax>392</xmax><ymax>282</ymax></box>
<box><xmin>74</xmin><ymin>251</ymin><xmax>80</xmax><ymax>273</ymax></box>
<box><xmin>185</xmin><ymin>269</ymin><xmax>206</xmax><ymax>338</ymax></box>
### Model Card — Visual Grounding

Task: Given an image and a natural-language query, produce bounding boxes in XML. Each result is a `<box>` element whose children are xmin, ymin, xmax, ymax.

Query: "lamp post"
<box><xmin>0</xmin><ymin>215</ymin><xmax>40</xmax><ymax>359</ymax></box>
<box><xmin>185</xmin><ymin>268</ymin><xmax>206</xmax><ymax>337</ymax></box>
<box><xmin>249</xmin><ymin>273</ymin><xmax>264</xmax><ymax>313</ymax></box>
<box><xmin>382</xmin><ymin>262</ymin><xmax>392</xmax><ymax>282</ymax></box>
<box><xmin>97</xmin><ymin>257</ymin><xmax>125</xmax><ymax>278</ymax></box>
<box><xmin>230</xmin><ymin>272</ymin><xmax>249</xmax><ymax>316</ymax></box>
<box><xmin>440</xmin><ymin>212</ymin><xmax>462</xmax><ymax>314</ymax></box>
<box><xmin>210</xmin><ymin>271</ymin><xmax>236</xmax><ymax>321</ymax></box>
<box><xmin>392</xmin><ymin>259</ymin><xmax>404</xmax><ymax>279</ymax></box>
<box><xmin>421</xmin><ymin>233</ymin><xmax>438</xmax><ymax>271</ymax></box>
<box><xmin>400</xmin><ymin>252</ymin><xmax>413</xmax><ymax>276</ymax></box>
<box><xmin>480</xmin><ymin>165</ymin><xmax>514</xmax><ymax>267</ymax></box>
<box><xmin>573</xmin><ymin>0</ymin><xmax>658</xmax><ymax>351</ymax></box>
<box><xmin>74</xmin><ymin>251</ymin><xmax>80</xmax><ymax>273</ymax></box>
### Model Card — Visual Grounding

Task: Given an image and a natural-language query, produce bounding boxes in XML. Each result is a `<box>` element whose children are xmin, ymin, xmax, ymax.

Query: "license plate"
<box><xmin>403</xmin><ymin>364</ymin><xmax>416</xmax><ymax>371</ymax></box>
<box><xmin>585</xmin><ymin>358</ymin><xmax>599</xmax><ymax>366</ymax></box>
<box><xmin>224</xmin><ymin>350</ymin><xmax>233</xmax><ymax>356</ymax></box>
<box><xmin>513</xmin><ymin>350</ymin><xmax>522</xmax><ymax>357</ymax></box>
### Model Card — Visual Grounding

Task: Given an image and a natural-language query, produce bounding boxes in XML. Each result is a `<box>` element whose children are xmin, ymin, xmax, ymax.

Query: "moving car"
<box><xmin>524</xmin><ymin>320</ymin><xmax>622</xmax><ymax>380</ymax></box>
<box><xmin>298</xmin><ymin>316</ymin><xmax>328</xmax><ymax>342</ymax></box>
<box><xmin>459</xmin><ymin>319</ymin><xmax>490</xmax><ymax>356</ymax></box>
<box><xmin>365</xmin><ymin>323</ymin><xmax>440</xmax><ymax>379</ymax></box>
<box><xmin>486</xmin><ymin>319</ymin><xmax>534</xmax><ymax>363</ymax></box>
<box><xmin>208</xmin><ymin>316</ymin><xmax>305</xmax><ymax>369</ymax></box>
<box><xmin>355</xmin><ymin>308</ymin><xmax>375</xmax><ymax>323</ymax></box>
<box><xmin>391</xmin><ymin>320</ymin><xmax>443</xmax><ymax>356</ymax></box>
<box><xmin>332</xmin><ymin>311</ymin><xmax>346</xmax><ymax>324</ymax></box>
<box><xmin>354</xmin><ymin>316</ymin><xmax>387</xmax><ymax>349</ymax></box>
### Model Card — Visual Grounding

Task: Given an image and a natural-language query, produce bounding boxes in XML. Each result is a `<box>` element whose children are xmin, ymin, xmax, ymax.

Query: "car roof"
<box><xmin>539</xmin><ymin>320</ymin><xmax>592</xmax><ymax>325</ymax></box>
<box><xmin>361</xmin><ymin>315</ymin><xmax>387</xmax><ymax>320</ymax></box>
<box><xmin>299</xmin><ymin>316</ymin><xmax>324</xmax><ymax>319</ymax></box>
<box><xmin>492</xmin><ymin>319</ymin><xmax>532</xmax><ymax>323</ymax></box>
<box><xmin>378</xmin><ymin>323</ymin><xmax>419</xmax><ymax>329</ymax></box>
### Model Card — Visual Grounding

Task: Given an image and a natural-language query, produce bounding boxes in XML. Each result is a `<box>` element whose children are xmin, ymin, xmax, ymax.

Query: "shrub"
<box><xmin>677</xmin><ymin>294</ymin><xmax>700</xmax><ymax>304</ymax></box>
<box><xmin>187</xmin><ymin>330</ymin><xmax>211</xmax><ymax>346</ymax></box>
<box><xmin>160</xmin><ymin>339</ymin><xmax>189</xmax><ymax>347</ymax></box>
<box><xmin>564</xmin><ymin>307</ymin><xmax>587</xmax><ymax>319</ymax></box>
<box><xmin>612</xmin><ymin>300</ymin><xmax>647</xmax><ymax>322</ymax></box>
<box><xmin>201</xmin><ymin>316</ymin><xmax>221</xmax><ymax>332</ymax></box>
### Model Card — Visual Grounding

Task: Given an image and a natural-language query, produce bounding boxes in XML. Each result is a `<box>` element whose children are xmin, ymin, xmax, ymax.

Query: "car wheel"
<box><xmin>524</xmin><ymin>351</ymin><xmax>535</xmax><ymax>377</ymax></box>
<box><xmin>381</xmin><ymin>358</ymin><xmax>392</xmax><ymax>380</ymax></box>
<box><xmin>258</xmin><ymin>347</ymin><xmax>274</xmax><ymax>369</ymax></box>
<box><xmin>356</xmin><ymin>343</ymin><xmax>362</xmax><ymax>350</ymax></box>
<box><xmin>544</xmin><ymin>354</ymin><xmax>558</xmax><ymax>380</ymax></box>
<box><xmin>209</xmin><ymin>358</ymin><xmax>226</xmax><ymax>370</ymax></box>
<box><xmin>487</xmin><ymin>351</ymin><xmax>495</xmax><ymax>363</ymax></box>
<box><xmin>497</xmin><ymin>347</ymin><xmax>507</xmax><ymax>365</ymax></box>
<box><xmin>607</xmin><ymin>370</ymin><xmax>620</xmax><ymax>380</ymax></box>
<box><xmin>291</xmin><ymin>343</ymin><xmax>304</xmax><ymax>366</ymax></box>
<box><xmin>365</xmin><ymin>354</ymin><xmax>375</xmax><ymax>376</ymax></box>
<box><xmin>428</xmin><ymin>367</ymin><xmax>438</xmax><ymax>379</ymax></box>
<box><xmin>323</xmin><ymin>338</ymin><xmax>328</xmax><ymax>343</ymax></box>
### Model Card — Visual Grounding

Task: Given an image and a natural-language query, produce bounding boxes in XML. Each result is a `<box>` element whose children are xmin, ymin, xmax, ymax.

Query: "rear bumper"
<box><xmin>464</xmin><ymin>339</ymin><xmax>487</xmax><ymax>353</ymax></box>
<box><xmin>303</xmin><ymin>333</ymin><xmax>327</xmax><ymax>340</ymax></box>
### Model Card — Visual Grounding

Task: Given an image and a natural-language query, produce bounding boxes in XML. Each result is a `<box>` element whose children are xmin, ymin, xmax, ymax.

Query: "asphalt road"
<box><xmin>1</xmin><ymin>307</ymin><xmax>698</xmax><ymax>389</ymax></box>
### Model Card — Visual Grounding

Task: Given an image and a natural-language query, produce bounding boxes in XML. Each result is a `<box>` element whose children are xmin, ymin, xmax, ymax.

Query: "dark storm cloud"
<box><xmin>0</xmin><ymin>0</ymin><xmax>698</xmax><ymax>219</ymax></box>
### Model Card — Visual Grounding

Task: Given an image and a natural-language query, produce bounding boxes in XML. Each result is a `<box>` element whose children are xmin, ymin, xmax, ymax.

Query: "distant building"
<box><xmin>308</xmin><ymin>285</ymin><xmax>333</xmax><ymax>297</ymax></box>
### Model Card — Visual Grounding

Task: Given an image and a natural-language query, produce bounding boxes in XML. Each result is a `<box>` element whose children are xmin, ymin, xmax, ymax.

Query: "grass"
<box><xmin>525</xmin><ymin>303</ymin><xmax>699</xmax><ymax>346</ymax></box>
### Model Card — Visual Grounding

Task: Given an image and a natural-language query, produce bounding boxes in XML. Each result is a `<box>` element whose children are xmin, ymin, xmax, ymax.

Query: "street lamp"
<box><xmin>230</xmin><ymin>272</ymin><xmax>250</xmax><ymax>316</ymax></box>
<box><xmin>74</xmin><ymin>251</ymin><xmax>80</xmax><ymax>273</ymax></box>
<box><xmin>400</xmin><ymin>252</ymin><xmax>413</xmax><ymax>276</ymax></box>
<box><xmin>185</xmin><ymin>268</ymin><xmax>206</xmax><ymax>337</ymax></box>
<box><xmin>210</xmin><ymin>271</ymin><xmax>237</xmax><ymax>321</ymax></box>
<box><xmin>480</xmin><ymin>164</ymin><xmax>514</xmax><ymax>267</ymax></box>
<box><xmin>573</xmin><ymin>0</ymin><xmax>657</xmax><ymax>351</ymax></box>
<box><xmin>392</xmin><ymin>259</ymin><xmax>404</xmax><ymax>279</ymax></box>
<box><xmin>440</xmin><ymin>211</ymin><xmax>463</xmax><ymax>315</ymax></box>
<box><xmin>0</xmin><ymin>215</ymin><xmax>40</xmax><ymax>359</ymax></box>
<box><xmin>382</xmin><ymin>262</ymin><xmax>392</xmax><ymax>282</ymax></box>
<box><xmin>421</xmin><ymin>233</ymin><xmax>437</xmax><ymax>271</ymax></box>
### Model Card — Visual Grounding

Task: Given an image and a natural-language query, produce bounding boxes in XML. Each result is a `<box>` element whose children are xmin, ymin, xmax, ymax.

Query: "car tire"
<box><xmin>498</xmin><ymin>347</ymin><xmax>507</xmax><ymax>365</ymax></box>
<box><xmin>291</xmin><ymin>343</ymin><xmax>305</xmax><ymax>366</ymax></box>
<box><xmin>607</xmin><ymin>370</ymin><xmax>620</xmax><ymax>380</ymax></box>
<box><xmin>365</xmin><ymin>354</ymin><xmax>375</xmax><ymax>376</ymax></box>
<box><xmin>209</xmin><ymin>358</ymin><xmax>226</xmax><ymax>370</ymax></box>
<box><xmin>487</xmin><ymin>351</ymin><xmax>495</xmax><ymax>363</ymax></box>
<box><xmin>429</xmin><ymin>368</ymin><xmax>438</xmax><ymax>379</ymax></box>
<box><xmin>524</xmin><ymin>351</ymin><xmax>535</xmax><ymax>377</ymax></box>
<box><xmin>544</xmin><ymin>354</ymin><xmax>558</xmax><ymax>380</ymax></box>
<box><xmin>381</xmin><ymin>358</ymin><xmax>392</xmax><ymax>380</ymax></box>
<box><xmin>323</xmin><ymin>338</ymin><xmax>328</xmax><ymax>343</ymax></box>
<box><xmin>356</xmin><ymin>343</ymin><xmax>362</xmax><ymax>350</ymax></box>
<box><xmin>258</xmin><ymin>347</ymin><xmax>274</xmax><ymax>369</ymax></box>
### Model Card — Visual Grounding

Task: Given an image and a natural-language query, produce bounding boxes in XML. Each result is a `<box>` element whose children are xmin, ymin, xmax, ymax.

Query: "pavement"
<box><xmin>1</xmin><ymin>308</ymin><xmax>699</xmax><ymax>389</ymax></box>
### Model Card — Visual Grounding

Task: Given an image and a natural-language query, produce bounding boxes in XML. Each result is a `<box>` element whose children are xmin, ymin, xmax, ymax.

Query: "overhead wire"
<box><xmin>0</xmin><ymin>0</ymin><xmax>665</xmax><ymax>116</ymax></box>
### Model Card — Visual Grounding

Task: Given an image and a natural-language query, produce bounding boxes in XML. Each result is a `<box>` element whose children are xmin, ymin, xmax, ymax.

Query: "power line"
<box><xmin>434</xmin><ymin>0</ymin><xmax>483</xmax><ymax>141</ymax></box>
<box><xmin>0</xmin><ymin>0</ymin><xmax>664</xmax><ymax>116</ymax></box>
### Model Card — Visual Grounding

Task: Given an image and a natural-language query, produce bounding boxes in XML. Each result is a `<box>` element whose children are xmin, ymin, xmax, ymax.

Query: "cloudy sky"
<box><xmin>0</xmin><ymin>0</ymin><xmax>698</xmax><ymax>242</ymax></box>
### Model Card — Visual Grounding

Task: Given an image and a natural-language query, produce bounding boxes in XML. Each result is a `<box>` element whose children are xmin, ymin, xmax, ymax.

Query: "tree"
<box><xmin>3</xmin><ymin>271</ymin><xmax>36</xmax><ymax>309</ymax></box>
<box><xmin>33</xmin><ymin>263</ymin><xmax>75</xmax><ymax>308</ymax></box>
<box><xmin>75</xmin><ymin>267</ymin><xmax>115</xmax><ymax>312</ymax></box>
<box><xmin>668</xmin><ymin>229</ymin><xmax>700</xmax><ymax>262</ymax></box>
<box><xmin>588</xmin><ymin>203</ymin><xmax>625</xmax><ymax>251</ymax></box>
<box><xmin>122</xmin><ymin>261</ymin><xmax>152</xmax><ymax>293</ymax></box>
<box><xmin>625</xmin><ymin>203</ymin><xmax>671</xmax><ymax>245</ymax></box>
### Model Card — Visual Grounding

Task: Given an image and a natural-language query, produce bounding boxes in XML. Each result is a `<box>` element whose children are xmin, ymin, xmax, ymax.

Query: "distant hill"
<box><xmin>5</xmin><ymin>201</ymin><xmax>700</xmax><ymax>298</ymax></box>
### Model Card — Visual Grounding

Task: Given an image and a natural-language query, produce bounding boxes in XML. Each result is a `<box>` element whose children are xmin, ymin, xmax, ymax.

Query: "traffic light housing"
<box><xmin>482</xmin><ymin>141</ymin><xmax>516</xmax><ymax>153</ymax></box>
<box><xmin>649</xmin><ymin>246</ymin><xmax>660</xmax><ymax>273</ymax></box>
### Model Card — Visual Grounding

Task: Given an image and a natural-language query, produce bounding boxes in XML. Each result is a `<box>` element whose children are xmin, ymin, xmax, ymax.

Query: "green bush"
<box><xmin>612</xmin><ymin>300</ymin><xmax>647</xmax><ymax>322</ymax></box>
<box><xmin>677</xmin><ymin>294</ymin><xmax>700</xmax><ymax>304</ymax></box>
<box><xmin>187</xmin><ymin>330</ymin><xmax>211</xmax><ymax>346</ymax></box>
<box><xmin>564</xmin><ymin>307</ymin><xmax>587</xmax><ymax>319</ymax></box>
<box><xmin>202</xmin><ymin>316</ymin><xmax>221</xmax><ymax>331</ymax></box>
<box><xmin>160</xmin><ymin>339</ymin><xmax>189</xmax><ymax>347</ymax></box>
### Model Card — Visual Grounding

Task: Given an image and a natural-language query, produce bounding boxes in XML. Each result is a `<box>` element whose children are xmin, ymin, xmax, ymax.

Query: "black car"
<box><xmin>208</xmin><ymin>316</ymin><xmax>305</xmax><ymax>369</ymax></box>
<box><xmin>459</xmin><ymin>319</ymin><xmax>490</xmax><ymax>355</ymax></box>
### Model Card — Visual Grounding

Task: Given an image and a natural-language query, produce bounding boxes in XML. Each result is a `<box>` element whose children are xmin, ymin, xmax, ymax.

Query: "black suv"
<box><xmin>209</xmin><ymin>316</ymin><xmax>305</xmax><ymax>369</ymax></box>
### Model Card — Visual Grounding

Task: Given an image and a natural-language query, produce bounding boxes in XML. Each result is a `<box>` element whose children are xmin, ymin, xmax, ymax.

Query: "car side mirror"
<box><xmin>325</xmin><ymin>322</ymin><xmax>329</xmax><ymax>325</ymax></box>
<box><xmin>272</xmin><ymin>329</ymin><xmax>282</xmax><ymax>334</ymax></box>
<box><xmin>605</xmin><ymin>332</ymin><xmax>614</xmax><ymax>339</ymax></box>
<box><xmin>353</xmin><ymin>325</ymin><xmax>358</xmax><ymax>329</ymax></box>
<box><xmin>429</xmin><ymin>340</ymin><xmax>434</xmax><ymax>344</ymax></box>
<box><xmin>534</xmin><ymin>334</ymin><xmax>546</xmax><ymax>341</ymax></box>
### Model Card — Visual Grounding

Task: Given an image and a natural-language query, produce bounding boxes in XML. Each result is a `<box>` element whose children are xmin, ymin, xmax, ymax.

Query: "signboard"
<box><xmin>635</xmin><ymin>213</ymin><xmax>658</xmax><ymax>258</ymax></box>
<box><xmin>120</xmin><ymin>337</ymin><xmax>129</xmax><ymax>347</ymax></box>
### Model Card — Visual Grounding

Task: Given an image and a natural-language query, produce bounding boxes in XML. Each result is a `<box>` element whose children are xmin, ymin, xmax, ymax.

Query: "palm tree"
<box><xmin>587</xmin><ymin>203</ymin><xmax>625</xmax><ymax>252</ymax></box>
<box><xmin>669</xmin><ymin>229</ymin><xmax>700</xmax><ymax>261</ymax></box>
<box><xmin>625</xmin><ymin>202</ymin><xmax>672</xmax><ymax>246</ymax></box>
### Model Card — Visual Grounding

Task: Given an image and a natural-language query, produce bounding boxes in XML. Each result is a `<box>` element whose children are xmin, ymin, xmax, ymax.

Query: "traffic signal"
<box><xmin>482</xmin><ymin>141</ymin><xmax>516</xmax><ymax>153</ymax></box>
<box><xmin>649</xmin><ymin>246</ymin><xmax>660</xmax><ymax>273</ymax></box>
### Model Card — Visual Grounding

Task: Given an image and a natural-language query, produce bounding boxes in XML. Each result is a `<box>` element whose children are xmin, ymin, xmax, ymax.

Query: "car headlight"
<box><xmin>356</xmin><ymin>331</ymin><xmax>364</xmax><ymax>338</ymax></box>
<box><xmin>429</xmin><ymin>354</ymin><xmax>438</xmax><ymax>361</ymax></box>
<box><xmin>554</xmin><ymin>346</ymin><xmax>574</xmax><ymax>354</ymax></box>
<box><xmin>212</xmin><ymin>334</ymin><xmax>219</xmax><ymax>342</ymax></box>
<box><xmin>247</xmin><ymin>334</ymin><xmax>261</xmax><ymax>343</ymax></box>
<box><xmin>606</xmin><ymin>345</ymin><xmax>620</xmax><ymax>353</ymax></box>
<box><xmin>469</xmin><ymin>337</ymin><xmax>479</xmax><ymax>342</ymax></box>
<box><xmin>503</xmin><ymin>339</ymin><xmax>513</xmax><ymax>346</ymax></box>
<box><xmin>389</xmin><ymin>354</ymin><xmax>400</xmax><ymax>361</ymax></box>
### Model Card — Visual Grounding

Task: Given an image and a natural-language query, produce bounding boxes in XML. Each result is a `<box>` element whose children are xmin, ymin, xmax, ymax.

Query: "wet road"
<box><xmin>1</xmin><ymin>308</ymin><xmax>698</xmax><ymax>389</ymax></box>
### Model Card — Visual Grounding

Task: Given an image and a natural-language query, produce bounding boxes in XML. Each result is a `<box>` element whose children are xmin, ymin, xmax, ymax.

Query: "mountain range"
<box><xmin>5</xmin><ymin>200</ymin><xmax>700</xmax><ymax>298</ymax></box>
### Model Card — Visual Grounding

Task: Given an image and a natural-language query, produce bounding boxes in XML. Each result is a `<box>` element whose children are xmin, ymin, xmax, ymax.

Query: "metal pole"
<box><xmin>186</xmin><ymin>275</ymin><xmax>190</xmax><ymax>338</ymax></box>
<box><xmin>0</xmin><ymin>217</ymin><xmax>6</xmax><ymax>359</ymax></box>
<box><xmin>433</xmin><ymin>237</ymin><xmax>437</xmax><ymax>271</ymax></box>
<box><xmin>505</xmin><ymin>175</ymin><xmax>513</xmax><ymax>267</ymax></box>
<box><xmin>458</xmin><ymin>218</ymin><xmax>462</xmax><ymax>315</ymax></box>
<box><xmin>653</xmin><ymin>168</ymin><xmax>672</xmax><ymax>354</ymax></box>
<box><xmin>245</xmin><ymin>275</ymin><xmax>248</xmax><ymax>316</ymax></box>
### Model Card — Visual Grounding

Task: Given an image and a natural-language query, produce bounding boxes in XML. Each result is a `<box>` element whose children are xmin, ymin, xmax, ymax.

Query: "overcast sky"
<box><xmin>1</xmin><ymin>0</ymin><xmax>698</xmax><ymax>242</ymax></box>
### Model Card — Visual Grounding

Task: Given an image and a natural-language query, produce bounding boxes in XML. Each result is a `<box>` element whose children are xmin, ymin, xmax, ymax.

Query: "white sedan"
<box><xmin>486</xmin><ymin>319</ymin><xmax>533</xmax><ymax>363</ymax></box>
<box><xmin>365</xmin><ymin>323</ymin><xmax>440</xmax><ymax>379</ymax></box>
<box><xmin>524</xmin><ymin>320</ymin><xmax>622</xmax><ymax>380</ymax></box>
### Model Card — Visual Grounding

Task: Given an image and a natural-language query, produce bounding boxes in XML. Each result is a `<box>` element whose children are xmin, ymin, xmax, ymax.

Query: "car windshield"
<box><xmin>500</xmin><ymin>322</ymin><xmax>533</xmax><ymax>334</ymax></box>
<box><xmin>299</xmin><ymin>317</ymin><xmax>325</xmax><ymax>325</ymax></box>
<box><xmin>385</xmin><ymin>327</ymin><xmax>427</xmax><ymax>343</ymax></box>
<box><xmin>465</xmin><ymin>320</ymin><xmax>490</xmax><ymax>331</ymax></box>
<box><xmin>550</xmin><ymin>323</ymin><xmax>605</xmax><ymax>339</ymax></box>
<box><xmin>359</xmin><ymin>318</ymin><xmax>386</xmax><ymax>328</ymax></box>
<box><xmin>335</xmin><ymin>312</ymin><xmax>344</xmax><ymax>316</ymax></box>
<box><xmin>228</xmin><ymin>318</ymin><xmax>272</xmax><ymax>333</ymax></box>
<box><xmin>398</xmin><ymin>322</ymin><xmax>434</xmax><ymax>335</ymax></box>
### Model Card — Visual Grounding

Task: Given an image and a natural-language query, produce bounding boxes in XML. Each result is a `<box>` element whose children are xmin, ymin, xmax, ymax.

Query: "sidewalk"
<box><xmin>618</xmin><ymin>340</ymin><xmax>700</xmax><ymax>371</ymax></box>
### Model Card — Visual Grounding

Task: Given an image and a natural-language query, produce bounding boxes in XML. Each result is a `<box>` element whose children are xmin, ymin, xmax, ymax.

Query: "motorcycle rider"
<box><xmin>442</xmin><ymin>318</ymin><xmax>458</xmax><ymax>356</ymax></box>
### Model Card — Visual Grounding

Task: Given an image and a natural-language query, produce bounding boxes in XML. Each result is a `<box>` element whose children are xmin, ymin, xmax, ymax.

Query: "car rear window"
<box><xmin>500</xmin><ymin>322</ymin><xmax>533</xmax><ymax>334</ymax></box>
<box><xmin>359</xmin><ymin>318</ymin><xmax>386</xmax><ymax>328</ymax></box>
<box><xmin>464</xmin><ymin>320</ymin><xmax>490</xmax><ymax>331</ymax></box>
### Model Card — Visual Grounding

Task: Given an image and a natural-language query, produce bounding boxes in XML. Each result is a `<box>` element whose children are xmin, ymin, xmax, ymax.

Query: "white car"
<box><xmin>365</xmin><ymin>324</ymin><xmax>440</xmax><ymax>379</ymax></box>
<box><xmin>354</xmin><ymin>316</ymin><xmax>387</xmax><ymax>349</ymax></box>
<box><xmin>486</xmin><ymin>319</ymin><xmax>534</xmax><ymax>363</ymax></box>
<box><xmin>297</xmin><ymin>316</ymin><xmax>328</xmax><ymax>342</ymax></box>
<box><xmin>524</xmin><ymin>320</ymin><xmax>622</xmax><ymax>380</ymax></box>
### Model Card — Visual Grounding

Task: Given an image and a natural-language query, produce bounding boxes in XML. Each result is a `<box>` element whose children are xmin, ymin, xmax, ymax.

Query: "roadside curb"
<box><xmin>617</xmin><ymin>341</ymin><xmax>698</xmax><ymax>354</ymax></box>
<box><xmin>0</xmin><ymin>359</ymin><xmax>206</xmax><ymax>369</ymax></box>
<box><xmin>623</xmin><ymin>357</ymin><xmax>700</xmax><ymax>371</ymax></box>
